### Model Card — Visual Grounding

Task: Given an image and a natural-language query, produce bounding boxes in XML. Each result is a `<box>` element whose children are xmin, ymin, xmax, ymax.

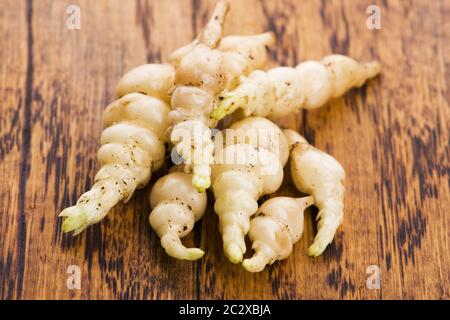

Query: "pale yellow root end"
<box><xmin>59</xmin><ymin>207</ymin><xmax>89</xmax><ymax>235</ymax></box>
<box><xmin>211</xmin><ymin>91</ymin><xmax>242</xmax><ymax>120</ymax></box>
<box><xmin>242</xmin><ymin>251</ymin><xmax>271</xmax><ymax>272</ymax></box>
<box><xmin>307</xmin><ymin>240</ymin><xmax>329</xmax><ymax>257</ymax></box>
<box><xmin>161</xmin><ymin>233</ymin><xmax>205</xmax><ymax>261</ymax></box>
<box><xmin>224</xmin><ymin>243</ymin><xmax>244</xmax><ymax>264</ymax></box>
<box><xmin>185</xmin><ymin>248</ymin><xmax>206</xmax><ymax>261</ymax></box>
<box><xmin>192</xmin><ymin>174</ymin><xmax>211</xmax><ymax>193</ymax></box>
<box><xmin>308</xmin><ymin>215</ymin><xmax>342</xmax><ymax>257</ymax></box>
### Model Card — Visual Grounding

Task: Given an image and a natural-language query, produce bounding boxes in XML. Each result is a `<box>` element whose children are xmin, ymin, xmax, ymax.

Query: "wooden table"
<box><xmin>1</xmin><ymin>0</ymin><xmax>448</xmax><ymax>300</ymax></box>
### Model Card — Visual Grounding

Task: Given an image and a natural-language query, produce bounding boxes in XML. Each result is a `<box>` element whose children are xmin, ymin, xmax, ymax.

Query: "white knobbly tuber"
<box><xmin>218</xmin><ymin>32</ymin><xmax>275</xmax><ymax>88</ymax></box>
<box><xmin>149</xmin><ymin>171</ymin><xmax>207</xmax><ymax>260</ymax></box>
<box><xmin>59</xmin><ymin>1</ymin><xmax>276</xmax><ymax>233</ymax></box>
<box><xmin>212</xmin><ymin>117</ymin><xmax>287</xmax><ymax>263</ymax></box>
<box><xmin>116</xmin><ymin>63</ymin><xmax>175</xmax><ymax>103</ymax></box>
<box><xmin>59</xmin><ymin>92</ymin><xmax>170</xmax><ymax>235</ymax></box>
<box><xmin>168</xmin><ymin>0</ymin><xmax>274</xmax><ymax>192</ymax></box>
<box><xmin>243</xmin><ymin>196</ymin><xmax>314</xmax><ymax>272</ymax></box>
<box><xmin>283</xmin><ymin>129</ymin><xmax>346</xmax><ymax>257</ymax></box>
<box><xmin>228</xmin><ymin>117</ymin><xmax>290</xmax><ymax>166</ymax></box>
<box><xmin>212</xmin><ymin>54</ymin><xmax>381</xmax><ymax>120</ymax></box>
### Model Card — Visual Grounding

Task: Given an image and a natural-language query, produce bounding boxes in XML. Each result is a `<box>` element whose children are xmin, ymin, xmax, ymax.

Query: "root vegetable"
<box><xmin>59</xmin><ymin>93</ymin><xmax>170</xmax><ymax>234</ymax></box>
<box><xmin>218</xmin><ymin>33</ymin><xmax>276</xmax><ymax>88</ymax></box>
<box><xmin>283</xmin><ymin>129</ymin><xmax>345</xmax><ymax>257</ymax></box>
<box><xmin>169</xmin><ymin>0</ymin><xmax>274</xmax><ymax>192</ymax></box>
<box><xmin>243</xmin><ymin>196</ymin><xmax>314</xmax><ymax>272</ymax></box>
<box><xmin>228</xmin><ymin>117</ymin><xmax>290</xmax><ymax>166</ymax></box>
<box><xmin>212</xmin><ymin>54</ymin><xmax>381</xmax><ymax>120</ymax></box>
<box><xmin>149</xmin><ymin>171</ymin><xmax>207</xmax><ymax>260</ymax></box>
<box><xmin>115</xmin><ymin>30</ymin><xmax>275</xmax><ymax>104</ymax></box>
<box><xmin>211</xmin><ymin>117</ymin><xmax>286</xmax><ymax>263</ymax></box>
<box><xmin>59</xmin><ymin>25</ymin><xmax>274</xmax><ymax>235</ymax></box>
<box><xmin>116</xmin><ymin>63</ymin><xmax>175</xmax><ymax>103</ymax></box>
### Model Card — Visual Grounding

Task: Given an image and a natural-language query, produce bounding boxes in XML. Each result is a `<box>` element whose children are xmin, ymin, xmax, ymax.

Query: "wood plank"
<box><xmin>0</xmin><ymin>0</ymin><xmax>29</xmax><ymax>300</ymax></box>
<box><xmin>0</xmin><ymin>0</ymin><xmax>448</xmax><ymax>299</ymax></box>
<box><xmin>17</xmin><ymin>0</ymin><xmax>198</xmax><ymax>300</ymax></box>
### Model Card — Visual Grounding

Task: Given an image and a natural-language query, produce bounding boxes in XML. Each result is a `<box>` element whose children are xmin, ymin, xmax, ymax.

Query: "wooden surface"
<box><xmin>0</xmin><ymin>0</ymin><xmax>449</xmax><ymax>300</ymax></box>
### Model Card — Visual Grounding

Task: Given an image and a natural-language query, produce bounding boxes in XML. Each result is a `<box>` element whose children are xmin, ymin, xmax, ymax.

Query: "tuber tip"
<box><xmin>242</xmin><ymin>251</ymin><xmax>271</xmax><ymax>272</ymax></box>
<box><xmin>60</xmin><ymin>209</ymin><xmax>89</xmax><ymax>234</ymax></box>
<box><xmin>192</xmin><ymin>174</ymin><xmax>211</xmax><ymax>193</ymax></box>
<box><xmin>307</xmin><ymin>242</ymin><xmax>327</xmax><ymax>257</ymax></box>
<box><xmin>242</xmin><ymin>258</ymin><xmax>264</xmax><ymax>273</ymax></box>
<box><xmin>186</xmin><ymin>248</ymin><xmax>205</xmax><ymax>261</ymax></box>
<box><xmin>225</xmin><ymin>243</ymin><xmax>244</xmax><ymax>264</ymax></box>
<box><xmin>211</xmin><ymin>92</ymin><xmax>240</xmax><ymax>120</ymax></box>
<box><xmin>161</xmin><ymin>233</ymin><xmax>205</xmax><ymax>261</ymax></box>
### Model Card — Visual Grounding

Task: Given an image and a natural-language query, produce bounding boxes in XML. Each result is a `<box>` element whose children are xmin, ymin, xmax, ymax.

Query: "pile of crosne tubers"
<box><xmin>59</xmin><ymin>1</ymin><xmax>380</xmax><ymax>272</ymax></box>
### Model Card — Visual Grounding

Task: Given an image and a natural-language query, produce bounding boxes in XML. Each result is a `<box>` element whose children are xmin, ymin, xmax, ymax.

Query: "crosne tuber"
<box><xmin>149</xmin><ymin>170</ymin><xmax>207</xmax><ymax>260</ymax></box>
<box><xmin>211</xmin><ymin>117</ymin><xmax>287</xmax><ymax>263</ymax></box>
<box><xmin>212</xmin><ymin>54</ymin><xmax>381</xmax><ymax>120</ymax></box>
<box><xmin>283</xmin><ymin>129</ymin><xmax>345</xmax><ymax>257</ymax></box>
<box><xmin>59</xmin><ymin>24</ymin><xmax>276</xmax><ymax>234</ymax></box>
<box><xmin>115</xmin><ymin>30</ymin><xmax>274</xmax><ymax>103</ymax></box>
<box><xmin>242</xmin><ymin>196</ymin><xmax>314</xmax><ymax>272</ymax></box>
<box><xmin>116</xmin><ymin>63</ymin><xmax>175</xmax><ymax>103</ymax></box>
<box><xmin>227</xmin><ymin>117</ymin><xmax>290</xmax><ymax>166</ymax></box>
<box><xmin>59</xmin><ymin>92</ymin><xmax>170</xmax><ymax>235</ymax></box>
<box><xmin>169</xmin><ymin>0</ymin><xmax>275</xmax><ymax>192</ymax></box>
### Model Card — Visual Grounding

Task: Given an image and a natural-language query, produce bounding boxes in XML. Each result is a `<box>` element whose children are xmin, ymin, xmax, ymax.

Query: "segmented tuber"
<box><xmin>243</xmin><ymin>196</ymin><xmax>314</xmax><ymax>272</ymax></box>
<box><xmin>211</xmin><ymin>117</ymin><xmax>287</xmax><ymax>263</ymax></box>
<box><xmin>212</xmin><ymin>54</ymin><xmax>381</xmax><ymax>120</ymax></box>
<box><xmin>59</xmin><ymin>92</ymin><xmax>170</xmax><ymax>235</ymax></box>
<box><xmin>169</xmin><ymin>0</ymin><xmax>275</xmax><ymax>192</ymax></box>
<box><xmin>283</xmin><ymin>129</ymin><xmax>345</xmax><ymax>257</ymax></box>
<box><xmin>59</xmin><ymin>22</ymin><xmax>276</xmax><ymax>234</ymax></box>
<box><xmin>115</xmin><ymin>31</ymin><xmax>274</xmax><ymax>103</ymax></box>
<box><xmin>116</xmin><ymin>63</ymin><xmax>175</xmax><ymax>103</ymax></box>
<box><xmin>227</xmin><ymin>117</ymin><xmax>290</xmax><ymax>166</ymax></box>
<box><xmin>149</xmin><ymin>171</ymin><xmax>207</xmax><ymax>260</ymax></box>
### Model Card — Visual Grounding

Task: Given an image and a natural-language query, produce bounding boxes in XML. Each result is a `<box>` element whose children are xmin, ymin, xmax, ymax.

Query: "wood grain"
<box><xmin>0</xmin><ymin>0</ymin><xmax>448</xmax><ymax>300</ymax></box>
